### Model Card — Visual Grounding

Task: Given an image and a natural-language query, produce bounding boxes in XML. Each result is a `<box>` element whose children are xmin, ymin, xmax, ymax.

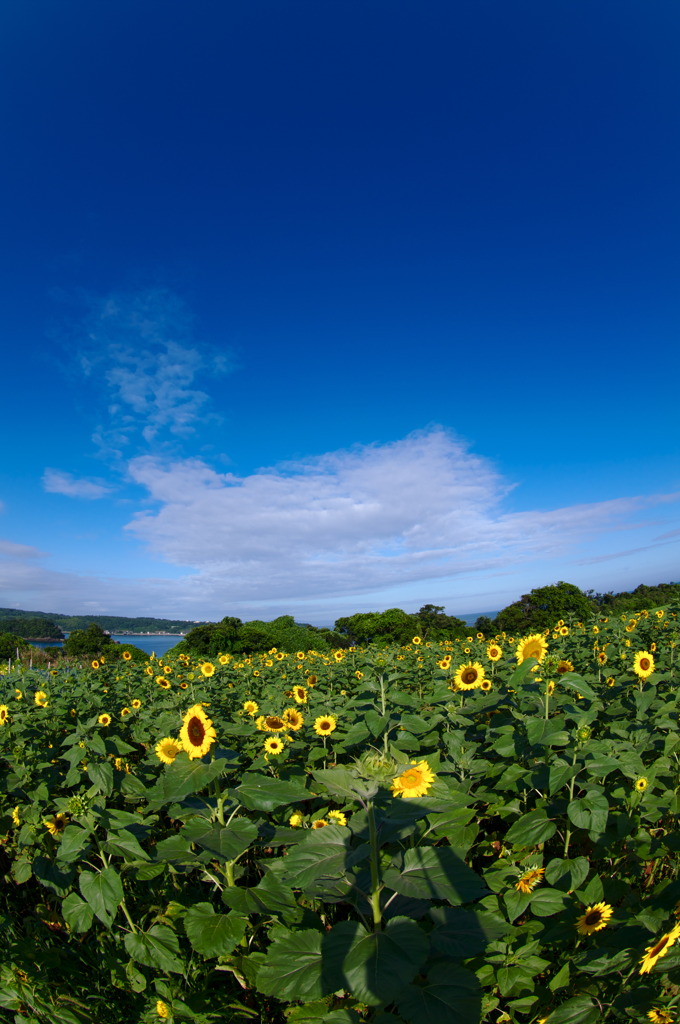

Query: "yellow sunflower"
<box><xmin>635</xmin><ymin>777</ymin><xmax>649</xmax><ymax>793</ymax></box>
<box><xmin>264</xmin><ymin>736</ymin><xmax>285</xmax><ymax>755</ymax></box>
<box><xmin>263</xmin><ymin>715</ymin><xmax>286</xmax><ymax>732</ymax></box>
<box><xmin>91</xmin><ymin>660</ymin><xmax>100</xmax><ymax>670</ymax></box>
<box><xmin>243</xmin><ymin>700</ymin><xmax>259</xmax><ymax>716</ymax></box>
<box><xmin>556</xmin><ymin>659</ymin><xmax>574</xmax><ymax>674</ymax></box>
<box><xmin>155</xmin><ymin>737</ymin><xmax>182</xmax><ymax>764</ymax></box>
<box><xmin>131</xmin><ymin>699</ymin><xmax>142</xmax><ymax>709</ymax></box>
<box><xmin>453</xmin><ymin>662</ymin><xmax>486</xmax><ymax>690</ymax></box>
<box><xmin>292</xmin><ymin>685</ymin><xmax>308</xmax><ymax>704</ymax></box>
<box><xmin>598</xmin><ymin>651</ymin><xmax>608</xmax><ymax>665</ymax></box>
<box><xmin>122</xmin><ymin>650</ymin><xmax>132</xmax><ymax>661</ymax></box>
<box><xmin>412</xmin><ymin>636</ymin><xmax>422</xmax><ymax>645</ymax></box>
<box><xmin>156</xmin><ymin>676</ymin><xmax>171</xmax><ymax>688</ymax></box>
<box><xmin>314</xmin><ymin>715</ymin><xmax>337</xmax><ymax>736</ymax></box>
<box><xmin>44</xmin><ymin>812</ymin><xmax>69</xmax><ymax>836</ymax></box>
<box><xmin>120</xmin><ymin>707</ymin><xmax>131</xmax><ymax>717</ymax></box>
<box><xmin>200</xmin><ymin>662</ymin><xmax>216</xmax><ymax>678</ymax></box>
<box><xmin>634</xmin><ymin>651</ymin><xmax>655</xmax><ymax>679</ymax></box>
<box><xmin>34</xmin><ymin>690</ymin><xmax>49</xmax><ymax>707</ymax></box>
<box><xmin>282</xmin><ymin>707</ymin><xmax>304</xmax><ymax>730</ymax></box>
<box><xmin>289</xmin><ymin>812</ymin><xmax>304</xmax><ymax>827</ymax></box>
<box><xmin>179</xmin><ymin>704</ymin><xmax>217</xmax><ymax>759</ymax></box>
<box><xmin>486</xmin><ymin>644</ymin><xmax>502</xmax><ymax>661</ymax></box>
<box><xmin>12</xmin><ymin>806</ymin><xmax>20</xmax><ymax>826</ymax></box>
<box><xmin>0</xmin><ymin>705</ymin><xmax>9</xmax><ymax>726</ymax></box>
<box><xmin>391</xmin><ymin>760</ymin><xmax>435</xmax><ymax>798</ymax></box>
<box><xmin>515</xmin><ymin>867</ymin><xmax>545</xmax><ymax>893</ymax></box>
<box><xmin>327</xmin><ymin>810</ymin><xmax>348</xmax><ymax>826</ymax></box>
<box><xmin>145</xmin><ymin>665</ymin><xmax>154</xmax><ymax>676</ymax></box>
<box><xmin>640</xmin><ymin>925</ymin><xmax>680</xmax><ymax>974</ymax></box>
<box><xmin>156</xmin><ymin>1001</ymin><xmax>170</xmax><ymax>1020</ymax></box>
<box><xmin>648</xmin><ymin>1008</ymin><xmax>674</xmax><ymax>1023</ymax></box>
<box><xmin>14</xmin><ymin>689</ymin><xmax>23</xmax><ymax>700</ymax></box>
<box><xmin>98</xmin><ymin>713</ymin><xmax>112</xmax><ymax>726</ymax></box>
<box><xmin>516</xmin><ymin>634</ymin><xmax>548</xmax><ymax>665</ymax></box>
<box><xmin>576</xmin><ymin>902</ymin><xmax>613</xmax><ymax>935</ymax></box>
<box><xmin>311</xmin><ymin>818</ymin><xmax>328</xmax><ymax>828</ymax></box>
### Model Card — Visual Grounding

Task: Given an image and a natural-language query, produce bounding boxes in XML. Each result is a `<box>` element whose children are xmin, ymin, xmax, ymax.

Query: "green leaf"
<box><xmin>221</xmin><ymin>868</ymin><xmax>303</xmax><ymax>923</ymax></box>
<box><xmin>529</xmin><ymin>888</ymin><xmax>569</xmax><ymax>917</ymax></box>
<box><xmin>236</xmin><ymin>773</ymin><xmax>311</xmax><ymax>811</ymax></box>
<box><xmin>567</xmin><ymin>791</ymin><xmax>609</xmax><ymax>835</ymax></box>
<box><xmin>146</xmin><ymin>754</ymin><xmax>229</xmax><ymax>809</ymax></box>
<box><xmin>545</xmin><ymin>857</ymin><xmax>589</xmax><ymax>892</ymax></box>
<box><xmin>395</xmin><ymin>963</ymin><xmax>482</xmax><ymax>1024</ymax></box>
<box><xmin>184</xmin><ymin>902</ymin><xmax>247</xmax><ymax>957</ymax></box>
<box><xmin>504</xmin><ymin>889</ymin><xmax>532</xmax><ymax>922</ymax></box>
<box><xmin>56</xmin><ymin>825</ymin><xmax>92</xmax><ymax>864</ymax></box>
<box><xmin>557</xmin><ymin>672</ymin><xmax>596</xmax><ymax>702</ymax></box>
<box><xmin>182</xmin><ymin>816</ymin><xmax>257</xmax><ymax>862</ymax></box>
<box><xmin>526</xmin><ymin>718</ymin><xmax>569</xmax><ymax>747</ymax></box>
<box><xmin>61</xmin><ymin>892</ymin><xmax>94</xmax><ymax>932</ymax></box>
<box><xmin>545</xmin><ymin>995</ymin><xmax>599</xmax><ymax>1023</ymax></box>
<box><xmin>382</xmin><ymin>846</ymin><xmax>487</xmax><ymax>905</ymax></box>
<box><xmin>505</xmin><ymin>809</ymin><xmax>556</xmax><ymax>847</ymax></box>
<box><xmin>87</xmin><ymin>761</ymin><xmax>114</xmax><ymax>796</ymax></box>
<box><xmin>102</xmin><ymin>829</ymin><xmax>150</xmax><ymax>862</ymax></box>
<box><xmin>548</xmin><ymin>760</ymin><xmax>579</xmax><ymax>795</ymax></box>
<box><xmin>79</xmin><ymin>867</ymin><xmax>123</xmax><ymax>928</ymax></box>
<box><xmin>429</xmin><ymin>907</ymin><xmax>508</xmax><ymax>957</ymax></box>
<box><xmin>340</xmin><ymin>917</ymin><xmax>429</xmax><ymax>1006</ymax></box>
<box><xmin>256</xmin><ymin>928</ymin><xmax>326</xmax><ymax>1000</ymax></box>
<box><xmin>124</xmin><ymin>924</ymin><xmax>185</xmax><ymax>973</ymax></box>
<box><xmin>278</xmin><ymin>825</ymin><xmax>352</xmax><ymax>892</ymax></box>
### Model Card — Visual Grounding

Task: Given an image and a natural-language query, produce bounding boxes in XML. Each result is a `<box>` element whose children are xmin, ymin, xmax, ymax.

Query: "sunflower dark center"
<box><xmin>640</xmin><ymin>658</ymin><xmax>651</xmax><ymax>671</ymax></box>
<box><xmin>266</xmin><ymin>716</ymin><xmax>284</xmax><ymax>729</ymax></box>
<box><xmin>584</xmin><ymin>910</ymin><xmax>602</xmax><ymax>925</ymax></box>
<box><xmin>650</xmin><ymin>936</ymin><xmax>670</xmax><ymax>957</ymax></box>
<box><xmin>463</xmin><ymin>670</ymin><xmax>478</xmax><ymax>684</ymax></box>
<box><xmin>187</xmin><ymin>717</ymin><xmax>206</xmax><ymax>745</ymax></box>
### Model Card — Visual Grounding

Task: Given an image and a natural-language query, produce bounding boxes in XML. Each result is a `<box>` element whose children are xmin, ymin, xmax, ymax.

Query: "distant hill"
<box><xmin>0</xmin><ymin>608</ymin><xmax>210</xmax><ymax>635</ymax></box>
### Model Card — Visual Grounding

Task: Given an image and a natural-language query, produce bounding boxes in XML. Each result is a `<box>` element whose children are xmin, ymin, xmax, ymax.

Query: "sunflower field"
<box><xmin>1</xmin><ymin>609</ymin><xmax>680</xmax><ymax>1024</ymax></box>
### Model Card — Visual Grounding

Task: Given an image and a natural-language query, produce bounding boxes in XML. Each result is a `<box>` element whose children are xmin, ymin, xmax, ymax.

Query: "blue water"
<box><xmin>30</xmin><ymin>634</ymin><xmax>184</xmax><ymax>657</ymax></box>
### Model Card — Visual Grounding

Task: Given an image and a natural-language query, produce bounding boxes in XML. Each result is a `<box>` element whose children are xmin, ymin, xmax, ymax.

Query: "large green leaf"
<box><xmin>182</xmin><ymin>817</ymin><xmax>258</xmax><ymax>862</ymax></box>
<box><xmin>278</xmin><ymin>825</ymin><xmax>352</xmax><ymax>892</ymax></box>
<box><xmin>87</xmin><ymin>761</ymin><xmax>114</xmax><ymax>796</ymax></box>
<box><xmin>102</xmin><ymin>829</ymin><xmax>150</xmax><ymax>862</ymax></box>
<box><xmin>236</xmin><ymin>773</ymin><xmax>311</xmax><ymax>811</ymax></box>
<box><xmin>526</xmin><ymin>718</ymin><xmax>570</xmax><ymax>747</ymax></box>
<box><xmin>79</xmin><ymin>867</ymin><xmax>123</xmax><ymax>928</ymax></box>
<box><xmin>146</xmin><ymin>754</ymin><xmax>230</xmax><ymax>809</ymax></box>
<box><xmin>382</xmin><ymin>846</ymin><xmax>487</xmax><ymax>905</ymax></box>
<box><xmin>61</xmin><ymin>892</ymin><xmax>94</xmax><ymax>932</ymax></box>
<box><xmin>184</xmin><ymin>902</ymin><xmax>247</xmax><ymax>957</ymax></box>
<box><xmin>566</xmin><ymin>790</ymin><xmax>609</xmax><ymax>835</ymax></box>
<box><xmin>545</xmin><ymin>995</ymin><xmax>599</xmax><ymax>1023</ymax></box>
<box><xmin>505</xmin><ymin>809</ymin><xmax>556</xmax><ymax>847</ymax></box>
<box><xmin>256</xmin><ymin>928</ymin><xmax>326</xmax><ymax>1000</ymax></box>
<box><xmin>429</xmin><ymin>907</ymin><xmax>508</xmax><ymax>957</ymax></box>
<box><xmin>55</xmin><ymin>825</ymin><xmax>92</xmax><ymax>864</ymax></box>
<box><xmin>339</xmin><ymin>917</ymin><xmax>429</xmax><ymax>1006</ymax></box>
<box><xmin>222</xmin><ymin>867</ymin><xmax>303</xmax><ymax>922</ymax></box>
<box><xmin>395</xmin><ymin>963</ymin><xmax>482</xmax><ymax>1024</ymax></box>
<box><xmin>557</xmin><ymin>672</ymin><xmax>596</xmax><ymax>702</ymax></box>
<box><xmin>124</xmin><ymin>924</ymin><xmax>185</xmax><ymax>973</ymax></box>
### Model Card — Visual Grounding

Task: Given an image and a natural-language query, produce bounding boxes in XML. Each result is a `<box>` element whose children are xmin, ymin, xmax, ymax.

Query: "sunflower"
<box><xmin>44</xmin><ymin>812</ymin><xmax>69</xmax><ymax>836</ymax></box>
<box><xmin>120</xmin><ymin>707</ymin><xmax>131</xmax><ymax>717</ymax></box>
<box><xmin>98</xmin><ymin>713</ymin><xmax>112</xmax><ymax>726</ymax></box>
<box><xmin>559</xmin><ymin>626</ymin><xmax>570</xmax><ymax>636</ymax></box>
<box><xmin>91</xmin><ymin>660</ymin><xmax>100</xmax><ymax>670</ymax></box>
<box><xmin>264</xmin><ymin>736</ymin><xmax>285</xmax><ymax>755</ymax></box>
<box><xmin>333</xmin><ymin>651</ymin><xmax>344</xmax><ymax>662</ymax></box>
<box><xmin>634</xmin><ymin>651</ymin><xmax>655</xmax><ymax>679</ymax></box>
<box><xmin>648</xmin><ymin>1008</ymin><xmax>674</xmax><ymax>1023</ymax></box>
<box><xmin>516</xmin><ymin>634</ymin><xmax>549</xmax><ymax>665</ymax></box>
<box><xmin>391</xmin><ymin>760</ymin><xmax>435</xmax><ymax>798</ymax></box>
<box><xmin>155</xmin><ymin>736</ymin><xmax>182</xmax><ymax>764</ymax></box>
<box><xmin>282</xmin><ymin>708</ymin><xmax>304</xmax><ymax>730</ymax></box>
<box><xmin>289</xmin><ymin>812</ymin><xmax>304</xmax><ymax>827</ymax></box>
<box><xmin>131</xmin><ymin>699</ymin><xmax>142</xmax><ymax>709</ymax></box>
<box><xmin>179</xmin><ymin>704</ymin><xmax>217</xmax><ymax>759</ymax></box>
<box><xmin>454</xmin><ymin>662</ymin><xmax>486</xmax><ymax>690</ymax></box>
<box><xmin>412</xmin><ymin>636</ymin><xmax>422</xmax><ymax>645</ymax></box>
<box><xmin>34</xmin><ymin>690</ymin><xmax>49</xmax><ymax>707</ymax></box>
<box><xmin>515</xmin><ymin>867</ymin><xmax>545</xmax><ymax>893</ymax></box>
<box><xmin>156</xmin><ymin>676</ymin><xmax>171</xmax><ymax>689</ymax></box>
<box><xmin>479</xmin><ymin>679</ymin><xmax>492</xmax><ymax>692</ymax></box>
<box><xmin>14</xmin><ymin>689</ymin><xmax>22</xmax><ymax>700</ymax></box>
<box><xmin>0</xmin><ymin>705</ymin><xmax>8</xmax><ymax>726</ymax></box>
<box><xmin>576</xmin><ymin>902</ymin><xmax>614</xmax><ymax>935</ymax></box>
<box><xmin>12</xmin><ymin>806</ymin><xmax>20</xmax><ymax>826</ymax></box>
<box><xmin>486</xmin><ymin>644</ymin><xmax>502</xmax><ymax>661</ymax></box>
<box><xmin>640</xmin><ymin>925</ymin><xmax>680</xmax><ymax>974</ymax></box>
<box><xmin>314</xmin><ymin>715</ymin><xmax>337</xmax><ymax>736</ymax></box>
<box><xmin>598</xmin><ymin>651</ymin><xmax>608</xmax><ymax>665</ymax></box>
<box><xmin>122</xmin><ymin>650</ymin><xmax>132</xmax><ymax>661</ymax></box>
<box><xmin>263</xmin><ymin>715</ymin><xmax>286</xmax><ymax>732</ymax></box>
<box><xmin>635</xmin><ymin>777</ymin><xmax>649</xmax><ymax>792</ymax></box>
<box><xmin>145</xmin><ymin>665</ymin><xmax>154</xmax><ymax>676</ymax></box>
<box><xmin>327</xmin><ymin>810</ymin><xmax>348</xmax><ymax>826</ymax></box>
<box><xmin>292</xmin><ymin>685</ymin><xmax>308</xmax><ymax>704</ymax></box>
<box><xmin>243</xmin><ymin>700</ymin><xmax>259</xmax><ymax>716</ymax></box>
<box><xmin>156</xmin><ymin>1001</ymin><xmax>170</xmax><ymax>1020</ymax></box>
<box><xmin>311</xmin><ymin>818</ymin><xmax>328</xmax><ymax>828</ymax></box>
<box><xmin>556</xmin><ymin>659</ymin><xmax>574</xmax><ymax>674</ymax></box>
<box><xmin>200</xmin><ymin>662</ymin><xmax>216</xmax><ymax>678</ymax></box>
<box><xmin>163</xmin><ymin>665</ymin><xmax>172</xmax><ymax>675</ymax></box>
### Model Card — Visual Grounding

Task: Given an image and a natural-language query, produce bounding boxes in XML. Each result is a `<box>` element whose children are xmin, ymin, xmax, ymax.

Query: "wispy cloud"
<box><xmin>78</xmin><ymin>288</ymin><xmax>232</xmax><ymax>456</ymax></box>
<box><xmin>42</xmin><ymin>469</ymin><xmax>112</xmax><ymax>500</ymax></box>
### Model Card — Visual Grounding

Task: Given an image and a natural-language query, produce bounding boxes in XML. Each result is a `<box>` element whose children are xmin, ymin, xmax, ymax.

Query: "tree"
<box><xmin>182</xmin><ymin>617</ymin><xmax>243</xmax><ymax>656</ymax></box>
<box><xmin>494</xmin><ymin>582</ymin><xmax>594</xmax><ymax>633</ymax></box>
<box><xmin>0</xmin><ymin>632</ymin><xmax>30</xmax><ymax>660</ymax></box>
<box><xmin>63</xmin><ymin>623</ymin><xmax>116</xmax><ymax>658</ymax></box>
<box><xmin>414</xmin><ymin>604</ymin><xmax>467</xmax><ymax>640</ymax></box>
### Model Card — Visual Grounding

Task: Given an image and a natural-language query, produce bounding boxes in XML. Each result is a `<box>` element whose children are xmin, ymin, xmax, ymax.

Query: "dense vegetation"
<box><xmin>0</xmin><ymin>610</ymin><xmax>208</xmax><ymax>636</ymax></box>
<box><xmin>1</xmin><ymin>603</ymin><xmax>679</xmax><ymax>1023</ymax></box>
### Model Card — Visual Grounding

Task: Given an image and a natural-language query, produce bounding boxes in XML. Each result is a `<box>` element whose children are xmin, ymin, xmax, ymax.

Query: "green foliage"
<box><xmin>494</xmin><ymin>581</ymin><xmax>595</xmax><ymax>633</ymax></box>
<box><xmin>0</xmin><ymin>632</ymin><xmax>30</xmax><ymax>660</ymax></box>
<box><xmin>62</xmin><ymin>622</ymin><xmax>116</xmax><ymax>657</ymax></box>
<box><xmin>0</xmin><ymin>616</ymin><xmax>63</xmax><ymax>639</ymax></box>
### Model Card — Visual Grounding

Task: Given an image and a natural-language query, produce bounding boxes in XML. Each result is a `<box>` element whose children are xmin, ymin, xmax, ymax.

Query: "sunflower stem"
<box><xmin>367</xmin><ymin>801</ymin><xmax>383</xmax><ymax>932</ymax></box>
<box><xmin>119</xmin><ymin>896</ymin><xmax>138</xmax><ymax>934</ymax></box>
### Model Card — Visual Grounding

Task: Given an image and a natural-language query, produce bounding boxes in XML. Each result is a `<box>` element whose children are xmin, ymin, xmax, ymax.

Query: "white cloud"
<box><xmin>42</xmin><ymin>469</ymin><xmax>112</xmax><ymax>500</ymax></box>
<box><xmin>123</xmin><ymin>428</ymin><xmax>680</xmax><ymax>609</ymax></box>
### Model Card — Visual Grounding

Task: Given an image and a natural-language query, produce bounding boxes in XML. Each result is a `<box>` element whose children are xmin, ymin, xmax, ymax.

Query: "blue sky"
<box><xmin>1</xmin><ymin>0</ymin><xmax>678</xmax><ymax>625</ymax></box>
